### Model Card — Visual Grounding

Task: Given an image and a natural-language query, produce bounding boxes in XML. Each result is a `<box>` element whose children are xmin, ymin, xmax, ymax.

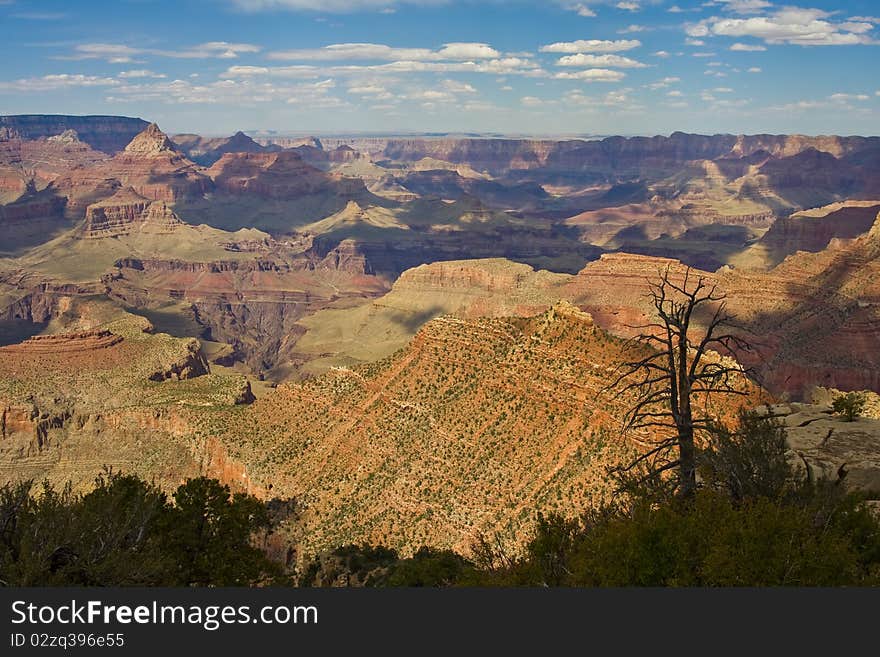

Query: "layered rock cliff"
<box><xmin>0</xmin><ymin>115</ymin><xmax>149</xmax><ymax>154</ymax></box>
<box><xmin>382</xmin><ymin>132</ymin><xmax>880</xmax><ymax>178</ymax></box>
<box><xmin>82</xmin><ymin>187</ymin><xmax>183</xmax><ymax>238</ymax></box>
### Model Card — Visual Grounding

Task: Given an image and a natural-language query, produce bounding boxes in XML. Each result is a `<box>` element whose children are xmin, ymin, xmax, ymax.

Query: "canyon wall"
<box><xmin>0</xmin><ymin>115</ymin><xmax>150</xmax><ymax>154</ymax></box>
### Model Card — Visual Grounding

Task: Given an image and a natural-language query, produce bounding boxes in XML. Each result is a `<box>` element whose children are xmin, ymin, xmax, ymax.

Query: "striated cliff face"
<box><xmin>565</xmin><ymin>226</ymin><xmax>880</xmax><ymax>397</ymax></box>
<box><xmin>104</xmin><ymin>249</ymin><xmax>390</xmax><ymax>377</ymax></box>
<box><xmin>755</xmin><ymin>148</ymin><xmax>864</xmax><ymax>201</ymax></box>
<box><xmin>0</xmin><ymin>329</ymin><xmax>123</xmax><ymax>354</ymax></box>
<box><xmin>52</xmin><ymin>123</ymin><xmax>212</xmax><ymax>213</ymax></box>
<box><xmin>108</xmin><ymin>124</ymin><xmax>212</xmax><ymax>201</ymax></box>
<box><xmin>383</xmin><ymin>132</ymin><xmax>880</xmax><ymax>182</ymax></box>
<box><xmin>755</xmin><ymin>202</ymin><xmax>880</xmax><ymax>260</ymax></box>
<box><xmin>0</xmin><ymin>115</ymin><xmax>149</xmax><ymax>154</ymax></box>
<box><xmin>82</xmin><ymin>187</ymin><xmax>183</xmax><ymax>238</ymax></box>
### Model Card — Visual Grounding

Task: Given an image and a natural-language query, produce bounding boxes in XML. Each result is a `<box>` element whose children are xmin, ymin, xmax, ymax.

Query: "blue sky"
<box><xmin>1</xmin><ymin>0</ymin><xmax>878</xmax><ymax>136</ymax></box>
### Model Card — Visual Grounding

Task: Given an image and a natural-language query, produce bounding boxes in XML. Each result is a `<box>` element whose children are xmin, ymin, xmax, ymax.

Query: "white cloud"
<box><xmin>616</xmin><ymin>1</ymin><xmax>640</xmax><ymax>11</ymax></box>
<box><xmin>268</xmin><ymin>42</ymin><xmax>499</xmax><ymax>61</ymax></box>
<box><xmin>223</xmin><ymin>65</ymin><xmax>319</xmax><ymax>78</ymax></box>
<box><xmin>653</xmin><ymin>50</ymin><xmax>671</xmax><ymax>58</ymax></box>
<box><xmin>118</xmin><ymin>69</ymin><xmax>167</xmax><ymax>79</ymax></box>
<box><xmin>330</xmin><ymin>57</ymin><xmax>543</xmax><ymax>76</ymax></box>
<box><xmin>563</xmin><ymin>88</ymin><xmax>642</xmax><ymax>111</ymax></box>
<box><xmin>0</xmin><ymin>73</ymin><xmax>120</xmax><ymax>91</ymax></box>
<box><xmin>688</xmin><ymin>7</ymin><xmax>878</xmax><ymax>46</ymax></box>
<box><xmin>521</xmin><ymin>96</ymin><xmax>549</xmax><ymax>107</ymax></box>
<box><xmin>540</xmin><ymin>39</ymin><xmax>641</xmax><ymax>53</ymax></box>
<box><xmin>647</xmin><ymin>76</ymin><xmax>680</xmax><ymax>89</ymax></box>
<box><xmin>710</xmin><ymin>0</ymin><xmax>772</xmax><ymax>14</ymax></box>
<box><xmin>769</xmin><ymin>92</ymin><xmax>871</xmax><ymax>112</ymax></box>
<box><xmin>564</xmin><ymin>3</ymin><xmax>596</xmax><ymax>17</ymax></box>
<box><xmin>347</xmin><ymin>83</ymin><xmax>393</xmax><ymax>100</ymax></box>
<box><xmin>747</xmin><ymin>67</ymin><xmax>761</xmax><ymax>73</ymax></box>
<box><xmin>556</xmin><ymin>53</ymin><xmax>647</xmax><ymax>68</ymax></box>
<box><xmin>829</xmin><ymin>92</ymin><xmax>870</xmax><ymax>102</ymax></box>
<box><xmin>554</xmin><ymin>68</ymin><xmax>626</xmax><ymax>82</ymax></box>
<box><xmin>407</xmin><ymin>89</ymin><xmax>455</xmax><ymax>102</ymax></box>
<box><xmin>65</xmin><ymin>42</ymin><xmax>261</xmax><ymax>62</ymax></box>
<box><xmin>103</xmin><ymin>75</ymin><xmax>344</xmax><ymax>107</ymax></box>
<box><xmin>440</xmin><ymin>79</ymin><xmax>477</xmax><ymax>94</ymax></box>
<box><xmin>619</xmin><ymin>24</ymin><xmax>645</xmax><ymax>33</ymax></box>
<box><xmin>729</xmin><ymin>43</ymin><xmax>767</xmax><ymax>51</ymax></box>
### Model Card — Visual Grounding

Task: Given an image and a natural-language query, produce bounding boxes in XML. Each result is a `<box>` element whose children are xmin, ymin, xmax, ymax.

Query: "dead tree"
<box><xmin>607</xmin><ymin>265</ymin><xmax>754</xmax><ymax>500</ymax></box>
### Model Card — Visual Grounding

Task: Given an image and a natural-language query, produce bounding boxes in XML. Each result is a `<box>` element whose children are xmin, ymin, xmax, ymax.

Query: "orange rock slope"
<box><xmin>189</xmin><ymin>302</ymin><xmax>760</xmax><ymax>558</ymax></box>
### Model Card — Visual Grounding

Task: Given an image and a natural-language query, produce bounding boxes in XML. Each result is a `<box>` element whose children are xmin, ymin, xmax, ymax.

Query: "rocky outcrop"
<box><xmin>0</xmin><ymin>283</ymin><xmax>100</xmax><ymax>324</ymax></box>
<box><xmin>0</xmin><ymin>330</ymin><xmax>123</xmax><ymax>354</ymax></box>
<box><xmin>173</xmin><ymin>131</ymin><xmax>267</xmax><ymax>166</ymax></box>
<box><xmin>52</xmin><ymin>124</ymin><xmax>212</xmax><ymax>211</ymax></box>
<box><xmin>207</xmin><ymin>150</ymin><xmax>366</xmax><ymax>199</ymax></box>
<box><xmin>760</xmin><ymin>402</ymin><xmax>880</xmax><ymax>494</ymax></box>
<box><xmin>108</xmin><ymin>124</ymin><xmax>211</xmax><ymax>201</ymax></box>
<box><xmin>757</xmin><ymin>202</ymin><xmax>880</xmax><ymax>257</ymax></box>
<box><xmin>0</xmin><ymin>115</ymin><xmax>149</xmax><ymax>154</ymax></box>
<box><xmin>0</xmin><ymin>404</ymin><xmax>36</xmax><ymax>442</ymax></box>
<box><xmin>82</xmin><ymin>187</ymin><xmax>183</xmax><ymax>238</ymax></box>
<box><xmin>104</xmin><ymin>251</ymin><xmax>390</xmax><ymax>377</ymax></box>
<box><xmin>147</xmin><ymin>339</ymin><xmax>210</xmax><ymax>381</ymax></box>
<box><xmin>122</xmin><ymin>123</ymin><xmax>177</xmax><ymax>156</ymax></box>
<box><xmin>254</xmin><ymin>136</ymin><xmax>323</xmax><ymax>150</ymax></box>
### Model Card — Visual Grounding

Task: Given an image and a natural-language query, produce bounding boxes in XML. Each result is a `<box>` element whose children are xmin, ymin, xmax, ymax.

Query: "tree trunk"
<box><xmin>678</xmin><ymin>426</ymin><xmax>697</xmax><ymax>500</ymax></box>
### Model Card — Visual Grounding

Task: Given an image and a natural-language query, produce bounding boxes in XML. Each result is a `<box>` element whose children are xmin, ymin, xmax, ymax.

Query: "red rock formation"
<box><xmin>82</xmin><ymin>186</ymin><xmax>182</xmax><ymax>238</ymax></box>
<box><xmin>565</xmin><ymin>223</ymin><xmax>880</xmax><ymax>397</ymax></box>
<box><xmin>0</xmin><ymin>187</ymin><xmax>66</xmax><ymax>224</ymax></box>
<box><xmin>0</xmin><ymin>330</ymin><xmax>123</xmax><ymax>354</ymax></box>
<box><xmin>382</xmin><ymin>132</ymin><xmax>880</xmax><ymax>179</ymax></box>
<box><xmin>207</xmin><ymin>150</ymin><xmax>365</xmax><ymax>199</ymax></box>
<box><xmin>172</xmin><ymin>131</ymin><xmax>267</xmax><ymax>166</ymax></box>
<box><xmin>52</xmin><ymin>123</ymin><xmax>212</xmax><ymax>212</ymax></box>
<box><xmin>759</xmin><ymin>202</ymin><xmax>880</xmax><ymax>255</ymax></box>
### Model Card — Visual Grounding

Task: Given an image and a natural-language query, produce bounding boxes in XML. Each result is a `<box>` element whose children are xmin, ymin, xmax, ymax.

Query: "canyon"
<box><xmin>1</xmin><ymin>114</ymin><xmax>879</xmax><ymax>559</ymax></box>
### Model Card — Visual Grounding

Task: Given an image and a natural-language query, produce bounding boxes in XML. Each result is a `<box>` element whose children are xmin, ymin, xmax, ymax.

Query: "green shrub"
<box><xmin>0</xmin><ymin>473</ymin><xmax>283</xmax><ymax>587</ymax></box>
<box><xmin>473</xmin><ymin>489</ymin><xmax>880</xmax><ymax>587</ymax></box>
<box><xmin>832</xmin><ymin>392</ymin><xmax>867</xmax><ymax>422</ymax></box>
